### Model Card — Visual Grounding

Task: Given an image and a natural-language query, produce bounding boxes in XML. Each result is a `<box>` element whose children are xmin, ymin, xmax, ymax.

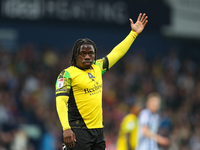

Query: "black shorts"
<box><xmin>62</xmin><ymin>128</ymin><xmax>106</xmax><ymax>150</ymax></box>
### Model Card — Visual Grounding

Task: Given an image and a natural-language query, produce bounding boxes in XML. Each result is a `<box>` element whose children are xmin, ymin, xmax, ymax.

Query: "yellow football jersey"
<box><xmin>55</xmin><ymin>31</ymin><xmax>138</xmax><ymax>131</ymax></box>
<box><xmin>116</xmin><ymin>114</ymin><xmax>138</xmax><ymax>150</ymax></box>
<box><xmin>55</xmin><ymin>58</ymin><xmax>108</xmax><ymax>129</ymax></box>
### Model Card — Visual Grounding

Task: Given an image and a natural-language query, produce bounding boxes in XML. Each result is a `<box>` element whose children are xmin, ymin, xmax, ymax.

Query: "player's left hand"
<box><xmin>129</xmin><ymin>13</ymin><xmax>148</xmax><ymax>34</ymax></box>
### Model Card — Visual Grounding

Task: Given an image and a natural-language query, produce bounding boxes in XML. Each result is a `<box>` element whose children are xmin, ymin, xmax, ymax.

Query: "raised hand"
<box><xmin>129</xmin><ymin>13</ymin><xmax>148</xmax><ymax>34</ymax></box>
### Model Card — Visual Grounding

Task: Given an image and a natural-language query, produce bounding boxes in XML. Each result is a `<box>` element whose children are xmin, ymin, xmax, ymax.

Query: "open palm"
<box><xmin>129</xmin><ymin>13</ymin><xmax>148</xmax><ymax>34</ymax></box>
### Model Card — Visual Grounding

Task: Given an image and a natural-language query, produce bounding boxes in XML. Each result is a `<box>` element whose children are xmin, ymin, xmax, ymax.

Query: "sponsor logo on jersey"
<box><xmin>84</xmin><ymin>83</ymin><xmax>102</xmax><ymax>94</ymax></box>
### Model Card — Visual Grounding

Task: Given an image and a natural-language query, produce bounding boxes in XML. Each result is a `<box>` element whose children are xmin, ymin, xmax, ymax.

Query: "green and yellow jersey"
<box><xmin>55</xmin><ymin>31</ymin><xmax>138</xmax><ymax>131</ymax></box>
<box><xmin>116</xmin><ymin>114</ymin><xmax>138</xmax><ymax>150</ymax></box>
<box><xmin>55</xmin><ymin>58</ymin><xmax>108</xmax><ymax>129</ymax></box>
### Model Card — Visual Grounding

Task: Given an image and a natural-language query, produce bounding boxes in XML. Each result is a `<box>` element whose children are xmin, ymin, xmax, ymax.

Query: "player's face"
<box><xmin>148</xmin><ymin>97</ymin><xmax>160</xmax><ymax>113</ymax></box>
<box><xmin>135</xmin><ymin>106</ymin><xmax>142</xmax><ymax>116</ymax></box>
<box><xmin>76</xmin><ymin>44</ymin><xmax>95</xmax><ymax>69</ymax></box>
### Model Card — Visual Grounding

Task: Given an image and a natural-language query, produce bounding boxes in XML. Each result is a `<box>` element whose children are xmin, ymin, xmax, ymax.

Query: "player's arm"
<box><xmin>107</xmin><ymin>13</ymin><xmax>148</xmax><ymax>69</ymax></box>
<box><xmin>55</xmin><ymin>71</ymin><xmax>76</xmax><ymax>148</ymax></box>
<box><xmin>139</xmin><ymin>110</ymin><xmax>169</xmax><ymax>146</ymax></box>
<box><xmin>56</xmin><ymin>96</ymin><xmax>76</xmax><ymax>148</ymax></box>
<box><xmin>56</xmin><ymin>96</ymin><xmax>71</xmax><ymax>130</ymax></box>
<box><xmin>142</xmin><ymin>125</ymin><xmax>169</xmax><ymax>146</ymax></box>
<box><xmin>124</xmin><ymin>120</ymin><xmax>136</xmax><ymax>149</ymax></box>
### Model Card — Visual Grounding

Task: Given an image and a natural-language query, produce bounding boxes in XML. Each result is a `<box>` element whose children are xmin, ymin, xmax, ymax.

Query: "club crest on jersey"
<box><xmin>88</xmin><ymin>73</ymin><xmax>95</xmax><ymax>79</ymax></box>
<box><xmin>57</xmin><ymin>78</ymin><xmax>64</xmax><ymax>88</ymax></box>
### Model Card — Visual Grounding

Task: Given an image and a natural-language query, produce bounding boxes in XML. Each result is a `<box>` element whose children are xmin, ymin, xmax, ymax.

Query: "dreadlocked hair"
<box><xmin>70</xmin><ymin>38</ymin><xmax>97</xmax><ymax>66</ymax></box>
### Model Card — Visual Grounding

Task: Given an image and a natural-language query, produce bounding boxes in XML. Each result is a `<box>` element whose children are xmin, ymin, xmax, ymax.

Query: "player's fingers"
<box><xmin>68</xmin><ymin>135</ymin><xmax>74</xmax><ymax>148</ymax></box>
<box><xmin>144</xmin><ymin>20</ymin><xmax>148</xmax><ymax>27</ymax></box>
<box><xmin>64</xmin><ymin>139</ymin><xmax>68</xmax><ymax>148</ymax></box>
<box><xmin>140</xmin><ymin>13</ymin><xmax>146</xmax><ymax>22</ymax></box>
<box><xmin>65</xmin><ymin>137</ymin><xmax>73</xmax><ymax>148</ymax></box>
<box><xmin>72</xmin><ymin>134</ymin><xmax>76</xmax><ymax>147</ymax></box>
<box><xmin>137</xmin><ymin>13</ymin><xmax>142</xmax><ymax>21</ymax></box>
<box><xmin>142</xmin><ymin>16</ymin><xmax>148</xmax><ymax>24</ymax></box>
<box><xmin>65</xmin><ymin>141</ymin><xmax>71</xmax><ymax>148</ymax></box>
<box><xmin>69</xmin><ymin>142</ymin><xmax>73</xmax><ymax>148</ymax></box>
<box><xmin>72</xmin><ymin>141</ymin><xmax>75</xmax><ymax>147</ymax></box>
<box><xmin>64</xmin><ymin>137</ymin><xmax>68</xmax><ymax>146</ymax></box>
<box><xmin>67</xmin><ymin>137</ymin><xmax>71</xmax><ymax>144</ymax></box>
<box><xmin>66</xmin><ymin>141</ymin><xmax>73</xmax><ymax>148</ymax></box>
<box><xmin>66</xmin><ymin>143</ymin><xmax>71</xmax><ymax>148</ymax></box>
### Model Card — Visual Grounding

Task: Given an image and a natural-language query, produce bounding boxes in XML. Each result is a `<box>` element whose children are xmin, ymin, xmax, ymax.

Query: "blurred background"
<box><xmin>0</xmin><ymin>0</ymin><xmax>200</xmax><ymax>150</ymax></box>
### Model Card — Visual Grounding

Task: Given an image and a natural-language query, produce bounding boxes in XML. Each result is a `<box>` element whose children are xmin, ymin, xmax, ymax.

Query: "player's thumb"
<box><xmin>73</xmin><ymin>134</ymin><xmax>76</xmax><ymax>142</ymax></box>
<box><xmin>129</xmin><ymin>18</ymin><xmax>134</xmax><ymax>24</ymax></box>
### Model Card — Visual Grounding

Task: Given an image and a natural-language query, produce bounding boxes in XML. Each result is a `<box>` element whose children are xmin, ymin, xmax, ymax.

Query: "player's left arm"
<box><xmin>142</xmin><ymin>125</ymin><xmax>169</xmax><ymax>146</ymax></box>
<box><xmin>107</xmin><ymin>13</ymin><xmax>148</xmax><ymax>69</ymax></box>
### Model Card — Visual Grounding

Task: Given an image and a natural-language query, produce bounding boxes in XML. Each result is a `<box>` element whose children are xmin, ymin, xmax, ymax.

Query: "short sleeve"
<box><xmin>95</xmin><ymin>57</ymin><xmax>109</xmax><ymax>75</ymax></box>
<box><xmin>55</xmin><ymin>70</ymin><xmax>72</xmax><ymax>97</ymax></box>
<box><xmin>139</xmin><ymin>110</ymin><xmax>150</xmax><ymax>126</ymax></box>
<box><xmin>125</xmin><ymin>121</ymin><xmax>135</xmax><ymax>132</ymax></box>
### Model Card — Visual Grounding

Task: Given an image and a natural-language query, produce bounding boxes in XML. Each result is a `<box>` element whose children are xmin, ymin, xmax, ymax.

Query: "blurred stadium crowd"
<box><xmin>0</xmin><ymin>43</ymin><xmax>200</xmax><ymax>150</ymax></box>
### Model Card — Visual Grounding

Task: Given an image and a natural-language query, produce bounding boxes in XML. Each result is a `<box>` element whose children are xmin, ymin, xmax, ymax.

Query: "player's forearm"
<box><xmin>56</xmin><ymin>96</ymin><xmax>71</xmax><ymax>130</ymax></box>
<box><xmin>143</xmin><ymin>127</ymin><xmax>161</xmax><ymax>142</ymax></box>
<box><xmin>107</xmin><ymin>31</ymin><xmax>138</xmax><ymax>69</ymax></box>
